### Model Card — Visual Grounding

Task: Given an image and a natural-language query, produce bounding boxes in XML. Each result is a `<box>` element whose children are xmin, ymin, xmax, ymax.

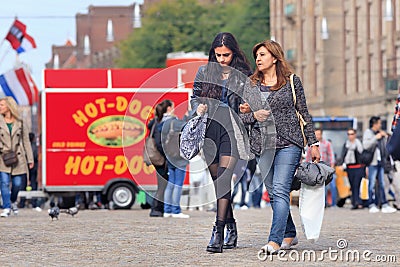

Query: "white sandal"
<box><xmin>280</xmin><ymin>236</ymin><xmax>298</xmax><ymax>250</ymax></box>
<box><xmin>259</xmin><ymin>244</ymin><xmax>279</xmax><ymax>255</ymax></box>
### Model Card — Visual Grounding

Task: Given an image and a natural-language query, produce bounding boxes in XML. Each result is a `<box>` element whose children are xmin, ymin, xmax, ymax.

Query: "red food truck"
<box><xmin>39</xmin><ymin>61</ymin><xmax>205</xmax><ymax>209</ymax></box>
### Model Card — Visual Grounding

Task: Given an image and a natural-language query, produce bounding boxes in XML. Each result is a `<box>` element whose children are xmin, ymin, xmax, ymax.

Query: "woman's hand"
<box><xmin>253</xmin><ymin>109</ymin><xmax>271</xmax><ymax>122</ymax></box>
<box><xmin>196</xmin><ymin>104</ymin><xmax>207</xmax><ymax>116</ymax></box>
<box><xmin>239</xmin><ymin>103</ymin><xmax>251</xmax><ymax>113</ymax></box>
<box><xmin>311</xmin><ymin>146</ymin><xmax>321</xmax><ymax>163</ymax></box>
<box><xmin>29</xmin><ymin>163</ymin><xmax>34</xmax><ymax>169</ymax></box>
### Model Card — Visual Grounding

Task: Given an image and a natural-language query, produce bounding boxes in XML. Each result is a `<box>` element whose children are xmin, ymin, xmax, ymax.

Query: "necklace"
<box><xmin>263</xmin><ymin>76</ymin><xmax>276</xmax><ymax>86</ymax></box>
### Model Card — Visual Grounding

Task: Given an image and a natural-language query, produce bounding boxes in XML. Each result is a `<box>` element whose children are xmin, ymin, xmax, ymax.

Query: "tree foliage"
<box><xmin>225</xmin><ymin>0</ymin><xmax>270</xmax><ymax>67</ymax></box>
<box><xmin>116</xmin><ymin>0</ymin><xmax>269</xmax><ymax>68</ymax></box>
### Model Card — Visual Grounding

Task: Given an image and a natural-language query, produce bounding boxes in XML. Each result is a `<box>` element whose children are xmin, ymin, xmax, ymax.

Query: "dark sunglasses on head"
<box><xmin>347</xmin><ymin>133</ymin><xmax>355</xmax><ymax>136</ymax></box>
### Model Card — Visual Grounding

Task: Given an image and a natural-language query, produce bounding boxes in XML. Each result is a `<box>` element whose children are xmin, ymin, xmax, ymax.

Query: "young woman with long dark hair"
<box><xmin>148</xmin><ymin>100</ymin><xmax>173</xmax><ymax>217</ymax></box>
<box><xmin>191</xmin><ymin>32</ymin><xmax>252</xmax><ymax>253</ymax></box>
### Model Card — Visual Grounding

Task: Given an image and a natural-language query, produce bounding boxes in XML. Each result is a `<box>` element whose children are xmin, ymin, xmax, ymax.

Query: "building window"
<box><xmin>315</xmin><ymin>61</ymin><xmax>319</xmax><ymax>97</ymax></box>
<box><xmin>53</xmin><ymin>54</ymin><xmax>59</xmax><ymax>69</ymax></box>
<box><xmin>313</xmin><ymin>15</ymin><xmax>317</xmax><ymax>52</ymax></box>
<box><xmin>133</xmin><ymin>3</ymin><xmax>142</xmax><ymax>28</ymax></box>
<box><xmin>107</xmin><ymin>19</ymin><xmax>114</xmax><ymax>42</ymax></box>
<box><xmin>284</xmin><ymin>3</ymin><xmax>296</xmax><ymax>18</ymax></box>
<box><xmin>355</xmin><ymin>6</ymin><xmax>359</xmax><ymax>46</ymax></box>
<box><xmin>367</xmin><ymin>53</ymin><xmax>372</xmax><ymax>92</ymax></box>
<box><xmin>382</xmin><ymin>52</ymin><xmax>387</xmax><ymax>78</ymax></box>
<box><xmin>84</xmin><ymin>35</ymin><xmax>90</xmax><ymax>56</ymax></box>
<box><xmin>367</xmin><ymin>2</ymin><xmax>372</xmax><ymax>41</ymax></box>
<box><xmin>286</xmin><ymin>49</ymin><xmax>296</xmax><ymax>62</ymax></box>
<box><xmin>356</xmin><ymin>56</ymin><xmax>360</xmax><ymax>93</ymax></box>
<box><xmin>344</xmin><ymin>59</ymin><xmax>349</xmax><ymax>95</ymax></box>
<box><xmin>397</xmin><ymin>47</ymin><xmax>400</xmax><ymax>77</ymax></box>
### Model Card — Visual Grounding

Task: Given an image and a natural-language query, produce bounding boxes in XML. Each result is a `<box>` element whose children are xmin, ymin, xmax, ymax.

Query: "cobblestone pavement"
<box><xmin>0</xmin><ymin>205</ymin><xmax>399</xmax><ymax>266</ymax></box>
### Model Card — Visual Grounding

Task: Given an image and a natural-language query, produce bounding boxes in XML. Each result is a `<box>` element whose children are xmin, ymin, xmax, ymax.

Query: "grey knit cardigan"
<box><xmin>240</xmin><ymin>74</ymin><xmax>317</xmax><ymax>154</ymax></box>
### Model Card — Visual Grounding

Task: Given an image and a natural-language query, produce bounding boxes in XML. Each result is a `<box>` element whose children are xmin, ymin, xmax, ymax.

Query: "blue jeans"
<box><xmin>164</xmin><ymin>164</ymin><xmax>186</xmax><ymax>214</ymax></box>
<box><xmin>368</xmin><ymin>163</ymin><xmax>387</xmax><ymax>207</ymax></box>
<box><xmin>325</xmin><ymin>173</ymin><xmax>337</xmax><ymax>207</ymax></box>
<box><xmin>258</xmin><ymin>146</ymin><xmax>302</xmax><ymax>246</ymax></box>
<box><xmin>0</xmin><ymin>172</ymin><xmax>24</xmax><ymax>209</ymax></box>
<box><xmin>232</xmin><ymin>169</ymin><xmax>248</xmax><ymax>207</ymax></box>
<box><xmin>250</xmin><ymin>177</ymin><xmax>263</xmax><ymax>208</ymax></box>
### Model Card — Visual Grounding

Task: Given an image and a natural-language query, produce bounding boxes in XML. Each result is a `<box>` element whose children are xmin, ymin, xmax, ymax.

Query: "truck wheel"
<box><xmin>108</xmin><ymin>183</ymin><xmax>135</xmax><ymax>209</ymax></box>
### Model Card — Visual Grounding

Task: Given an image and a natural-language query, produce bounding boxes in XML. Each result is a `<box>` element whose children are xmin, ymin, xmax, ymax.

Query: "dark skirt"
<box><xmin>203</xmin><ymin>105</ymin><xmax>238</xmax><ymax>165</ymax></box>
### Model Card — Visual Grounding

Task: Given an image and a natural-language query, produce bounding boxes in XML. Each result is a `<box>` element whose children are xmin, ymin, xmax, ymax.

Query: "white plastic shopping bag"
<box><xmin>299</xmin><ymin>183</ymin><xmax>325</xmax><ymax>242</ymax></box>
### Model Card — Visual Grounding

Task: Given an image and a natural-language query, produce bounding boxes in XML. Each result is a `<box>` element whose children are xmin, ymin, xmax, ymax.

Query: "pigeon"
<box><xmin>60</xmin><ymin>205</ymin><xmax>79</xmax><ymax>217</ymax></box>
<box><xmin>48</xmin><ymin>206</ymin><xmax>60</xmax><ymax>220</ymax></box>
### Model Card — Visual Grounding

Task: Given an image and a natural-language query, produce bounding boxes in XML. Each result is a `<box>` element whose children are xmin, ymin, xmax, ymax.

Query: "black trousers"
<box><xmin>152</xmin><ymin>164</ymin><xmax>168</xmax><ymax>212</ymax></box>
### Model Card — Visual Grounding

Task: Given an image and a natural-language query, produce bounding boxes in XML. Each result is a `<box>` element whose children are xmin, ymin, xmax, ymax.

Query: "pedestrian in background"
<box><xmin>0</xmin><ymin>97</ymin><xmax>34</xmax><ymax>217</ymax></box>
<box><xmin>248</xmin><ymin>159</ymin><xmax>263</xmax><ymax>208</ymax></box>
<box><xmin>389</xmin><ymin>92</ymin><xmax>400</xmax><ymax>210</ymax></box>
<box><xmin>191</xmin><ymin>32</ymin><xmax>252</xmax><ymax>253</ymax></box>
<box><xmin>161</xmin><ymin>100</ymin><xmax>190</xmax><ymax>218</ymax></box>
<box><xmin>187</xmin><ymin>152</ymin><xmax>210</xmax><ymax>211</ymax></box>
<box><xmin>363</xmin><ymin>116</ymin><xmax>396</xmax><ymax>213</ymax></box>
<box><xmin>306</xmin><ymin>128</ymin><xmax>336</xmax><ymax>207</ymax></box>
<box><xmin>240</xmin><ymin>40</ymin><xmax>320</xmax><ymax>254</ymax></box>
<box><xmin>383</xmin><ymin>152</ymin><xmax>399</xmax><ymax>209</ymax></box>
<box><xmin>231</xmin><ymin>159</ymin><xmax>249</xmax><ymax>209</ymax></box>
<box><xmin>338</xmin><ymin>128</ymin><xmax>365</xmax><ymax>209</ymax></box>
<box><xmin>19</xmin><ymin>132</ymin><xmax>42</xmax><ymax>211</ymax></box>
<box><xmin>148</xmin><ymin>100</ymin><xmax>170</xmax><ymax>217</ymax></box>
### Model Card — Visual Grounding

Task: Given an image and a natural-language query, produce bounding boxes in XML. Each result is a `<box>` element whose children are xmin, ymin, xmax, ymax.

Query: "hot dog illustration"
<box><xmin>88</xmin><ymin>116</ymin><xmax>145</xmax><ymax>147</ymax></box>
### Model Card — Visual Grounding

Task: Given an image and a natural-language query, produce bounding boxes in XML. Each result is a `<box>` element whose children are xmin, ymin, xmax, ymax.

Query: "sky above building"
<box><xmin>0</xmin><ymin>0</ymin><xmax>142</xmax><ymax>88</ymax></box>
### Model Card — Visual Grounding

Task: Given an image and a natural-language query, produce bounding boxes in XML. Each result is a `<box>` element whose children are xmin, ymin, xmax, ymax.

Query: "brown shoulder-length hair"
<box><xmin>250</xmin><ymin>40</ymin><xmax>294</xmax><ymax>90</ymax></box>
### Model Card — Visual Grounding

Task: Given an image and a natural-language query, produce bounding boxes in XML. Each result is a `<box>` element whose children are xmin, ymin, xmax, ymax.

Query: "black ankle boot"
<box><xmin>206</xmin><ymin>225</ymin><xmax>224</xmax><ymax>253</ymax></box>
<box><xmin>223</xmin><ymin>222</ymin><xmax>237</xmax><ymax>249</ymax></box>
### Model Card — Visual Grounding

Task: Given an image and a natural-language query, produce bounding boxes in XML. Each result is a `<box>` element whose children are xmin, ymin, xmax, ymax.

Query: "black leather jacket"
<box><xmin>190</xmin><ymin>65</ymin><xmax>250</xmax><ymax>116</ymax></box>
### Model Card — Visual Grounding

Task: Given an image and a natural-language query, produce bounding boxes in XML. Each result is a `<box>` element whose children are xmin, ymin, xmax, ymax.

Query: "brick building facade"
<box><xmin>270</xmin><ymin>0</ymin><xmax>400</xmax><ymax>131</ymax></box>
<box><xmin>46</xmin><ymin>2</ymin><xmax>141</xmax><ymax>69</ymax></box>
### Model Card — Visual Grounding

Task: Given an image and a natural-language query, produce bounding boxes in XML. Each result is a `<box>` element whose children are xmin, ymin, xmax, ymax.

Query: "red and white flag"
<box><xmin>5</xmin><ymin>19</ymin><xmax>37</xmax><ymax>54</ymax></box>
<box><xmin>0</xmin><ymin>67</ymin><xmax>39</xmax><ymax>106</ymax></box>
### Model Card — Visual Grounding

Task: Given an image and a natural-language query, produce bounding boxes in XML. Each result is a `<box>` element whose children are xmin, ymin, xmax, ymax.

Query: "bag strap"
<box><xmin>289</xmin><ymin>74</ymin><xmax>307</xmax><ymax>126</ymax></box>
<box><xmin>169</xmin><ymin>119</ymin><xmax>174</xmax><ymax>133</ymax></box>
<box><xmin>165</xmin><ymin>119</ymin><xmax>175</xmax><ymax>143</ymax></box>
<box><xmin>149</xmin><ymin>118</ymin><xmax>157</xmax><ymax>137</ymax></box>
<box><xmin>19</xmin><ymin>120</ymin><xmax>24</xmax><ymax>154</ymax></box>
<box><xmin>290</xmin><ymin>74</ymin><xmax>297</xmax><ymax>106</ymax></box>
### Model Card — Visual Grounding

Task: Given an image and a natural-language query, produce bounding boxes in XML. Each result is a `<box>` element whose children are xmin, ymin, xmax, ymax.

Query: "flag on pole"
<box><xmin>26</xmin><ymin>70</ymin><xmax>39</xmax><ymax>103</ymax></box>
<box><xmin>5</xmin><ymin>19</ymin><xmax>37</xmax><ymax>54</ymax></box>
<box><xmin>0</xmin><ymin>67</ymin><xmax>38</xmax><ymax>106</ymax></box>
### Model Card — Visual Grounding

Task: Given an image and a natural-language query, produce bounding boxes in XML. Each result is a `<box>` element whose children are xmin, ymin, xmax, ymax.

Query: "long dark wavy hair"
<box><xmin>200</xmin><ymin>32</ymin><xmax>252</xmax><ymax>99</ymax></box>
<box><xmin>155</xmin><ymin>99</ymin><xmax>173</xmax><ymax>122</ymax></box>
<box><xmin>250</xmin><ymin>40</ymin><xmax>294</xmax><ymax>90</ymax></box>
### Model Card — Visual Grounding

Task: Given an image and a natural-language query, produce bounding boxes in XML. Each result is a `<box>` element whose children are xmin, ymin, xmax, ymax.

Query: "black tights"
<box><xmin>209</xmin><ymin>155</ymin><xmax>237</xmax><ymax>226</ymax></box>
